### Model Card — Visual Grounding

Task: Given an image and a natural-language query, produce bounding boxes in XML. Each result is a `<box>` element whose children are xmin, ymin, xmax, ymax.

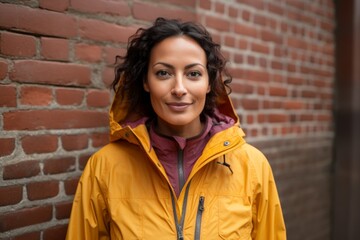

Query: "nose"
<box><xmin>171</xmin><ymin>75</ymin><xmax>187</xmax><ymax>97</ymax></box>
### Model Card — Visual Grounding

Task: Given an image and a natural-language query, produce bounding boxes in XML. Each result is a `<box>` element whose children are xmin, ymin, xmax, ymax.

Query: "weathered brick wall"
<box><xmin>0</xmin><ymin>1</ymin><xmax>335</xmax><ymax>239</ymax></box>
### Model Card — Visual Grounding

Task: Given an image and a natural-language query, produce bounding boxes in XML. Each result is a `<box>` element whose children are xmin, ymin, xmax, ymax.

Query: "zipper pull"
<box><xmin>177</xmin><ymin>225</ymin><xmax>184</xmax><ymax>240</ymax></box>
<box><xmin>198</xmin><ymin>196</ymin><xmax>205</xmax><ymax>211</ymax></box>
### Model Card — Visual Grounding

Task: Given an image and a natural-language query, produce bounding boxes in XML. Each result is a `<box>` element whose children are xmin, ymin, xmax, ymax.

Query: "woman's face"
<box><xmin>144</xmin><ymin>36</ymin><xmax>210</xmax><ymax>138</ymax></box>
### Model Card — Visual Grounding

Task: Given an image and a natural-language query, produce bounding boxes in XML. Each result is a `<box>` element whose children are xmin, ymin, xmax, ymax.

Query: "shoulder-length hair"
<box><xmin>112</xmin><ymin>17</ymin><xmax>232</xmax><ymax>118</ymax></box>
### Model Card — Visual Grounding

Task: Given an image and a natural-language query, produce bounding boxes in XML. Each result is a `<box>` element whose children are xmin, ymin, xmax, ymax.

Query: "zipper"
<box><xmin>194</xmin><ymin>196</ymin><xmax>205</xmax><ymax>240</ymax></box>
<box><xmin>171</xmin><ymin>183</ymin><xmax>191</xmax><ymax>240</ymax></box>
<box><xmin>177</xmin><ymin>149</ymin><xmax>185</xmax><ymax>193</ymax></box>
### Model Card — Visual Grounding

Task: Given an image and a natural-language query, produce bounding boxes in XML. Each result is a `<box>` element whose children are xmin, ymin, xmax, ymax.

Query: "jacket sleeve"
<box><xmin>66</xmin><ymin>156</ymin><xmax>110</xmax><ymax>240</ymax></box>
<box><xmin>250</xmin><ymin>148</ymin><xmax>287</xmax><ymax>240</ymax></box>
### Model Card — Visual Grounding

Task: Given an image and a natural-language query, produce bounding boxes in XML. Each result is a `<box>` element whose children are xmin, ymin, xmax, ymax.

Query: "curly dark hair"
<box><xmin>112</xmin><ymin>17</ymin><xmax>232</xmax><ymax>119</ymax></box>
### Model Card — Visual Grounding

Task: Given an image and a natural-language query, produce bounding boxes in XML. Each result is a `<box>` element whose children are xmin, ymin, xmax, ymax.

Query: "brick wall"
<box><xmin>0</xmin><ymin>1</ymin><xmax>335</xmax><ymax>239</ymax></box>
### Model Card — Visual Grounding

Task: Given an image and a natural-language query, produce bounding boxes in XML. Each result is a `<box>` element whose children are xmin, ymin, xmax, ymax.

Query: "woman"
<box><xmin>66</xmin><ymin>17</ymin><xmax>286</xmax><ymax>240</ymax></box>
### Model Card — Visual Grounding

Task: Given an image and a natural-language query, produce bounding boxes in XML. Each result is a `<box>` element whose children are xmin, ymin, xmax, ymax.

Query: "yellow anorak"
<box><xmin>66</xmin><ymin>87</ymin><xmax>286</xmax><ymax>240</ymax></box>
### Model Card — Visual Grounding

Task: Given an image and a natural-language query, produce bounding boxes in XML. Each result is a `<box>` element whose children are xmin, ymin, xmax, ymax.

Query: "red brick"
<box><xmin>237</xmin><ymin>39</ymin><xmax>248</xmax><ymax>50</ymax></box>
<box><xmin>230</xmin><ymin>82</ymin><xmax>254</xmax><ymax>94</ymax></box>
<box><xmin>78</xmin><ymin>18</ymin><xmax>137</xmax><ymax>44</ymax></box>
<box><xmin>0</xmin><ymin>60</ymin><xmax>8</xmax><ymax>80</ymax></box>
<box><xmin>157</xmin><ymin>0</ymin><xmax>196</xmax><ymax>7</ymax></box>
<box><xmin>246</xmin><ymin>115</ymin><xmax>254</xmax><ymax>124</ymax></box>
<box><xmin>41</xmin><ymin>37</ymin><xmax>69</xmax><ymax>61</ymax></box>
<box><xmin>234</xmin><ymin>23</ymin><xmax>258</xmax><ymax>38</ymax></box>
<box><xmin>6</xmin><ymin>231</ymin><xmax>40</xmax><ymax>240</ymax></box>
<box><xmin>287</xmin><ymin>76</ymin><xmax>304</xmax><ymax>85</ymax></box>
<box><xmin>224</xmin><ymin>35</ymin><xmax>236</xmax><ymax>48</ymax></box>
<box><xmin>300</xmin><ymin>114</ymin><xmax>314</xmax><ymax>121</ymax></box>
<box><xmin>264</xmin><ymin>100</ymin><xmax>282</xmax><ymax>109</ymax></box>
<box><xmin>102</xmin><ymin>66</ymin><xmax>115</xmax><ymax>88</ymax></box>
<box><xmin>302</xmin><ymin>90</ymin><xmax>317</xmax><ymax>98</ymax></box>
<box><xmin>91</xmin><ymin>132</ymin><xmax>109</xmax><ymax>148</ymax></box>
<box><xmin>27</xmin><ymin>180</ymin><xmax>59</xmax><ymax>200</ymax></box>
<box><xmin>43</xmin><ymin>156</ymin><xmax>76</xmax><ymax>175</ymax></box>
<box><xmin>241</xmin><ymin>9</ymin><xmax>251</xmax><ymax>21</ymax></box>
<box><xmin>268</xmin><ymin>2</ymin><xmax>284</xmax><ymax>15</ymax></box>
<box><xmin>258</xmin><ymin>86</ymin><xmax>266</xmax><ymax>95</ymax></box>
<box><xmin>229</xmin><ymin>6</ymin><xmax>238</xmax><ymax>18</ymax></box>
<box><xmin>0</xmin><ymin>205</ymin><xmax>52</xmax><ymax>232</ymax></box>
<box><xmin>288</xmin><ymin>37</ymin><xmax>308</xmax><ymax>50</ymax></box>
<box><xmin>287</xmin><ymin>63</ymin><xmax>296</xmax><ymax>72</ymax></box>
<box><xmin>10</xmin><ymin>60</ymin><xmax>91</xmax><ymax>87</ymax></box>
<box><xmin>0</xmin><ymin>3</ymin><xmax>77</xmax><ymax>38</ymax></box>
<box><xmin>0</xmin><ymin>85</ymin><xmax>16</xmax><ymax>107</ymax></box>
<box><xmin>0</xmin><ymin>185</ymin><xmax>23</xmax><ymax>206</ymax></box>
<box><xmin>268</xmin><ymin>113</ymin><xmax>288</xmax><ymax>123</ymax></box>
<box><xmin>244</xmin><ymin>69</ymin><xmax>270</xmax><ymax>82</ymax></box>
<box><xmin>247</xmin><ymin>55</ymin><xmax>256</xmax><ymax>65</ymax></box>
<box><xmin>257</xmin><ymin>114</ymin><xmax>266</xmax><ymax>123</ymax></box>
<box><xmin>271</xmin><ymin>74</ymin><xmax>284</xmax><ymax>83</ymax></box>
<box><xmin>239</xmin><ymin>0</ymin><xmax>265</xmax><ymax>9</ymax></box>
<box><xmin>259</xmin><ymin>57</ymin><xmax>267</xmax><ymax>68</ymax></box>
<box><xmin>55</xmin><ymin>201</ymin><xmax>72</xmax><ymax>219</ymax></box>
<box><xmin>71</xmin><ymin>0</ymin><xmax>130</xmax><ymax>16</ymax></box>
<box><xmin>3</xmin><ymin>160</ymin><xmax>41</xmax><ymax>180</ymax></box>
<box><xmin>39</xmin><ymin>0</ymin><xmax>69</xmax><ymax>12</ymax></box>
<box><xmin>254</xmin><ymin>13</ymin><xmax>267</xmax><ymax>26</ymax></box>
<box><xmin>21</xmin><ymin>135</ymin><xmax>58</xmax><ymax>154</ymax></box>
<box><xmin>241</xmin><ymin>98</ymin><xmax>259</xmax><ymax>110</ymax></box>
<box><xmin>55</xmin><ymin>88</ymin><xmax>85</xmax><ymax>106</ymax></box>
<box><xmin>300</xmin><ymin>66</ymin><xmax>314</xmax><ymax>74</ymax></box>
<box><xmin>64</xmin><ymin>177</ymin><xmax>80</xmax><ymax>195</ymax></box>
<box><xmin>43</xmin><ymin>224</ymin><xmax>68</xmax><ymax>240</ymax></box>
<box><xmin>318</xmin><ymin>114</ymin><xmax>332</xmax><ymax>122</ymax></box>
<box><xmin>215</xmin><ymin>2</ymin><xmax>225</xmax><ymax>14</ymax></box>
<box><xmin>251</xmin><ymin>42</ymin><xmax>270</xmax><ymax>54</ymax></box>
<box><xmin>199</xmin><ymin>0</ymin><xmax>211</xmax><ymax>10</ymax></box>
<box><xmin>4</xmin><ymin>109</ymin><xmax>108</xmax><ymax>130</ymax></box>
<box><xmin>132</xmin><ymin>1</ymin><xmax>196</xmax><ymax>22</ymax></box>
<box><xmin>86</xmin><ymin>89</ymin><xmax>110</xmax><ymax>108</ymax></box>
<box><xmin>228</xmin><ymin>67</ymin><xmax>245</xmax><ymax>79</ymax></box>
<box><xmin>260</xmin><ymin>29</ymin><xmax>283</xmax><ymax>44</ymax></box>
<box><xmin>0</xmin><ymin>138</ymin><xmax>15</xmax><ymax>157</ymax></box>
<box><xmin>61</xmin><ymin>134</ymin><xmax>89</xmax><ymax>151</ymax></box>
<box><xmin>233</xmin><ymin>53</ymin><xmax>244</xmax><ymax>64</ymax></box>
<box><xmin>20</xmin><ymin>86</ymin><xmax>52</xmax><ymax>106</ymax></box>
<box><xmin>269</xmin><ymin>86</ymin><xmax>288</xmax><ymax>97</ymax></box>
<box><xmin>271</xmin><ymin>60</ymin><xmax>283</xmax><ymax>70</ymax></box>
<box><xmin>0</xmin><ymin>32</ymin><xmax>36</xmax><ymax>57</ymax></box>
<box><xmin>284</xmin><ymin>100</ymin><xmax>305</xmax><ymax>110</ymax></box>
<box><xmin>75</xmin><ymin>43</ymin><xmax>102</xmax><ymax>63</ymax></box>
<box><xmin>205</xmin><ymin>15</ymin><xmax>230</xmax><ymax>32</ymax></box>
<box><xmin>79</xmin><ymin>153</ymin><xmax>92</xmax><ymax>170</ymax></box>
<box><xmin>104</xmin><ymin>46</ymin><xmax>126</xmax><ymax>65</ymax></box>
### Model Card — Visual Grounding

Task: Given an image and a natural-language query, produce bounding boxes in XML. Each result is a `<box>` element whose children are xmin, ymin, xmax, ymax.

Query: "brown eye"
<box><xmin>187</xmin><ymin>71</ymin><xmax>202</xmax><ymax>79</ymax></box>
<box><xmin>156</xmin><ymin>70</ymin><xmax>171</xmax><ymax>79</ymax></box>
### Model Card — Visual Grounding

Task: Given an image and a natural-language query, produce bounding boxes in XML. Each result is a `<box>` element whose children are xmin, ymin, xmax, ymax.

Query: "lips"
<box><xmin>166</xmin><ymin>102</ymin><xmax>192</xmax><ymax>111</ymax></box>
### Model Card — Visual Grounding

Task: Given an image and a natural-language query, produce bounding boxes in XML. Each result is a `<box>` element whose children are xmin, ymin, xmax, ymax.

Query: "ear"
<box><xmin>206</xmin><ymin>84</ymin><xmax>211</xmax><ymax>93</ymax></box>
<box><xmin>143</xmin><ymin>80</ymin><xmax>150</xmax><ymax>92</ymax></box>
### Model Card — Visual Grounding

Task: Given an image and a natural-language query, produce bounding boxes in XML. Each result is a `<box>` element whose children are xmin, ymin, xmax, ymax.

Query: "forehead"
<box><xmin>149</xmin><ymin>36</ymin><xmax>207</xmax><ymax>64</ymax></box>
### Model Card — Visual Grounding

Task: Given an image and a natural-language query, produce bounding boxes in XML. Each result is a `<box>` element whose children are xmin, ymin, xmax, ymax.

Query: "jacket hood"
<box><xmin>109</xmin><ymin>80</ymin><xmax>241</xmax><ymax>143</ymax></box>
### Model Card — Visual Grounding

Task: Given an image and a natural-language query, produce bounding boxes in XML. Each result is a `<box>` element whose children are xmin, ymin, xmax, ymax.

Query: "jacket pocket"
<box><xmin>218</xmin><ymin>195</ymin><xmax>252</xmax><ymax>240</ymax></box>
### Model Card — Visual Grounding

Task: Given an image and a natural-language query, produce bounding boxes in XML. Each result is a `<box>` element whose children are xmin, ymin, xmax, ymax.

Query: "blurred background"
<box><xmin>0</xmin><ymin>0</ymin><xmax>359</xmax><ymax>239</ymax></box>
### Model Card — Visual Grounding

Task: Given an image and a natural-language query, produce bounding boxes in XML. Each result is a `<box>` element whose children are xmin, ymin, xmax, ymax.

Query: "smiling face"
<box><xmin>144</xmin><ymin>36</ymin><xmax>210</xmax><ymax>138</ymax></box>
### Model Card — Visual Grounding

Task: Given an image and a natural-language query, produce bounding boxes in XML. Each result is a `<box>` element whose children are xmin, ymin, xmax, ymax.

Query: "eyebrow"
<box><xmin>152</xmin><ymin>62</ymin><xmax>206</xmax><ymax>70</ymax></box>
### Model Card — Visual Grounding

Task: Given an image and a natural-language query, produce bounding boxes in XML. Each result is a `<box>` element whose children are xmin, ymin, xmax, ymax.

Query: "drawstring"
<box><xmin>217</xmin><ymin>155</ymin><xmax>233</xmax><ymax>174</ymax></box>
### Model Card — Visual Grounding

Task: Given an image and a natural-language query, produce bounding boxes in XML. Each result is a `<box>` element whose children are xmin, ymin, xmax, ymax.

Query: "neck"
<box><xmin>154</xmin><ymin>117</ymin><xmax>204</xmax><ymax>139</ymax></box>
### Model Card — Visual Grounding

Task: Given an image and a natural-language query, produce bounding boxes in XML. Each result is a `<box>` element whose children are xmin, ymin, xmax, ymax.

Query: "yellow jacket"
<box><xmin>66</xmin><ymin>89</ymin><xmax>286</xmax><ymax>239</ymax></box>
